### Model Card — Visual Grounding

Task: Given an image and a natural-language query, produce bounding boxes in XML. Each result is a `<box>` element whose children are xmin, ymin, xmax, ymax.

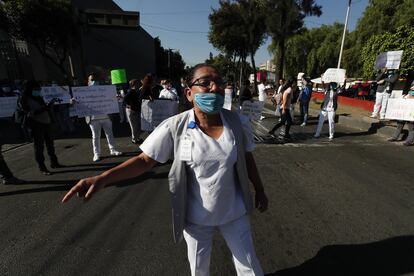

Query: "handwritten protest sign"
<box><xmin>70</xmin><ymin>85</ymin><xmax>119</xmax><ymax>117</ymax></box>
<box><xmin>385</xmin><ymin>98</ymin><xmax>414</xmax><ymax>122</ymax></box>
<box><xmin>0</xmin><ymin>97</ymin><xmax>18</xmax><ymax>118</ymax></box>
<box><xmin>241</xmin><ymin>100</ymin><xmax>265</xmax><ymax>120</ymax></box>
<box><xmin>375</xmin><ymin>50</ymin><xmax>403</xmax><ymax>70</ymax></box>
<box><xmin>141</xmin><ymin>99</ymin><xmax>179</xmax><ymax>131</ymax></box>
<box><xmin>41</xmin><ymin>86</ymin><xmax>71</xmax><ymax>104</ymax></box>
<box><xmin>322</xmin><ymin>68</ymin><xmax>346</xmax><ymax>84</ymax></box>
<box><xmin>223</xmin><ymin>90</ymin><xmax>232</xmax><ymax>110</ymax></box>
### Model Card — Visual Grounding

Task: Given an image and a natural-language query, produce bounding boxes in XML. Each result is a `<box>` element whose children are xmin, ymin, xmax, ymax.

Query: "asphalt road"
<box><xmin>1</xmin><ymin>115</ymin><xmax>414</xmax><ymax>275</ymax></box>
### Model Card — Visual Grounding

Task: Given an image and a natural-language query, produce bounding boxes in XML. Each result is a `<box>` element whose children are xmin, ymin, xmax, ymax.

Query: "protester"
<box><xmin>85</xmin><ymin>74</ymin><xmax>122</xmax><ymax>162</ymax></box>
<box><xmin>387</xmin><ymin>81</ymin><xmax>414</xmax><ymax>146</ymax></box>
<box><xmin>20</xmin><ymin>80</ymin><xmax>62</xmax><ymax>175</ymax></box>
<box><xmin>314</xmin><ymin>82</ymin><xmax>339</xmax><ymax>140</ymax></box>
<box><xmin>370</xmin><ymin>68</ymin><xmax>399</xmax><ymax>119</ymax></box>
<box><xmin>268</xmin><ymin>78</ymin><xmax>297</xmax><ymax>141</ymax></box>
<box><xmin>298</xmin><ymin>77</ymin><xmax>313</xmax><ymax>126</ymax></box>
<box><xmin>159</xmin><ymin>79</ymin><xmax>179</xmax><ymax>101</ymax></box>
<box><xmin>140</xmin><ymin>74</ymin><xmax>157</xmax><ymax>101</ymax></box>
<box><xmin>124</xmin><ymin>79</ymin><xmax>143</xmax><ymax>144</ymax></box>
<box><xmin>239</xmin><ymin>79</ymin><xmax>253</xmax><ymax>108</ymax></box>
<box><xmin>257</xmin><ymin>80</ymin><xmax>267</xmax><ymax>120</ymax></box>
<box><xmin>272</xmin><ymin>78</ymin><xmax>285</xmax><ymax>118</ymax></box>
<box><xmin>62</xmin><ymin>63</ymin><xmax>268</xmax><ymax>276</ymax></box>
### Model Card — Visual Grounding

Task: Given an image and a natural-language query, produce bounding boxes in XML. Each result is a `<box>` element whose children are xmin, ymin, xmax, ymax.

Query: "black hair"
<box><xmin>186</xmin><ymin>63</ymin><xmax>219</xmax><ymax>85</ymax></box>
<box><xmin>281</xmin><ymin>77</ymin><xmax>297</xmax><ymax>92</ymax></box>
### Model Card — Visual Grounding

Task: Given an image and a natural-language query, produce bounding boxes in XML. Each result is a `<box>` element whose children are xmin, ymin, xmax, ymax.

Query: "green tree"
<box><xmin>0</xmin><ymin>0</ymin><xmax>79</xmax><ymax>81</ymax></box>
<box><xmin>265</xmin><ymin>0</ymin><xmax>322</xmax><ymax>79</ymax></box>
<box><xmin>209</xmin><ymin>0</ymin><xmax>266</xmax><ymax>92</ymax></box>
<box><xmin>361</xmin><ymin>25</ymin><xmax>414</xmax><ymax>79</ymax></box>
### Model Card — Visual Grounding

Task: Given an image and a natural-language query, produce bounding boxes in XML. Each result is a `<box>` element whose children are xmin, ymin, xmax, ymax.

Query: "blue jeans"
<box><xmin>300</xmin><ymin>101</ymin><xmax>310</xmax><ymax>124</ymax></box>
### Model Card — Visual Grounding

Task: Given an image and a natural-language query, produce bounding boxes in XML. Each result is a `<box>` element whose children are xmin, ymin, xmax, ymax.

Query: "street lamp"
<box><xmin>338</xmin><ymin>0</ymin><xmax>352</xmax><ymax>69</ymax></box>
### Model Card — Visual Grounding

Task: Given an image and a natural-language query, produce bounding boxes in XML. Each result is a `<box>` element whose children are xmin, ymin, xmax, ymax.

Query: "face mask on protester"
<box><xmin>88</xmin><ymin>80</ymin><xmax>98</xmax><ymax>86</ymax></box>
<box><xmin>32</xmin><ymin>89</ymin><xmax>41</xmax><ymax>97</ymax></box>
<box><xmin>194</xmin><ymin>92</ymin><xmax>224</xmax><ymax>114</ymax></box>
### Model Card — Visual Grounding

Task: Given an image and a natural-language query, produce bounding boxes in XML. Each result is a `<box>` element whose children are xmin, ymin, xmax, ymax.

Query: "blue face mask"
<box><xmin>32</xmin><ymin>90</ymin><xmax>41</xmax><ymax>97</ymax></box>
<box><xmin>194</xmin><ymin>93</ymin><xmax>224</xmax><ymax>114</ymax></box>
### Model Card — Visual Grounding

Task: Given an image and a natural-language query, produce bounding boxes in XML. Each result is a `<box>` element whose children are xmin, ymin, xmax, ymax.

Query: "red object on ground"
<box><xmin>312</xmin><ymin>91</ymin><xmax>374</xmax><ymax>112</ymax></box>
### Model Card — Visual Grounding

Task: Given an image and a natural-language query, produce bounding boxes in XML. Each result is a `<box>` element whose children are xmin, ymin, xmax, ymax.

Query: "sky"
<box><xmin>114</xmin><ymin>0</ymin><xmax>369</xmax><ymax>67</ymax></box>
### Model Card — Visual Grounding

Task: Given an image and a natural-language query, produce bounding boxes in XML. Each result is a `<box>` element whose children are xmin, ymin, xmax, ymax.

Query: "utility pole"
<box><xmin>338</xmin><ymin>0</ymin><xmax>351</xmax><ymax>69</ymax></box>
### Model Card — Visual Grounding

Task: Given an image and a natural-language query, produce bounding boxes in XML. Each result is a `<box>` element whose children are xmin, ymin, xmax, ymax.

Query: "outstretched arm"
<box><xmin>62</xmin><ymin>153</ymin><xmax>157</xmax><ymax>203</ymax></box>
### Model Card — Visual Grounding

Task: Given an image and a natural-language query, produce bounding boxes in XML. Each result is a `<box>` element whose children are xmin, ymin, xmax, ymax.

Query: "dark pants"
<box><xmin>0</xmin><ymin>145</ymin><xmax>13</xmax><ymax>180</ymax></box>
<box><xmin>392</xmin><ymin>121</ymin><xmax>414</xmax><ymax>143</ymax></box>
<box><xmin>269</xmin><ymin>109</ymin><xmax>292</xmax><ymax>137</ymax></box>
<box><xmin>300</xmin><ymin>101</ymin><xmax>310</xmax><ymax>124</ymax></box>
<box><xmin>31</xmin><ymin>121</ymin><xmax>58</xmax><ymax>168</ymax></box>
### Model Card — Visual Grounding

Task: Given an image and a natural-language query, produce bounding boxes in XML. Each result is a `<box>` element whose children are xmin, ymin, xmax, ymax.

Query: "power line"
<box><xmin>141</xmin><ymin>23</ymin><xmax>208</xmax><ymax>34</ymax></box>
<box><xmin>140</xmin><ymin>10</ymin><xmax>209</xmax><ymax>15</ymax></box>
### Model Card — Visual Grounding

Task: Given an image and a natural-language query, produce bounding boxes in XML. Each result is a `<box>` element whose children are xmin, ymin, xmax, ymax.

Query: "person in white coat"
<box><xmin>159</xmin><ymin>79</ymin><xmax>179</xmax><ymax>101</ymax></box>
<box><xmin>85</xmin><ymin>74</ymin><xmax>122</xmax><ymax>162</ymax></box>
<box><xmin>63</xmin><ymin>64</ymin><xmax>268</xmax><ymax>276</ymax></box>
<box><xmin>314</xmin><ymin>82</ymin><xmax>338</xmax><ymax>140</ymax></box>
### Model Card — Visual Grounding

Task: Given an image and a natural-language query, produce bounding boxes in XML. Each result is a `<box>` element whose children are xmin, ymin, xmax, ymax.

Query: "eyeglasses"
<box><xmin>189</xmin><ymin>77</ymin><xmax>226</xmax><ymax>89</ymax></box>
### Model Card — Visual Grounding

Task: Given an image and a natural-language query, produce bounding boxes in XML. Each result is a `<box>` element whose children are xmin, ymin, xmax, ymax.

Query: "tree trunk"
<box><xmin>278</xmin><ymin>38</ymin><xmax>286</xmax><ymax>80</ymax></box>
<box><xmin>250</xmin><ymin>49</ymin><xmax>258</xmax><ymax>95</ymax></box>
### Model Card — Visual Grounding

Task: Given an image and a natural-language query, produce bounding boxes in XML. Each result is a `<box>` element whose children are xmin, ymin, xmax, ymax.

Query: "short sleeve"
<box><xmin>139</xmin><ymin>119</ymin><xmax>174</xmax><ymax>163</ymax></box>
<box><xmin>238</xmin><ymin>113</ymin><xmax>256</xmax><ymax>152</ymax></box>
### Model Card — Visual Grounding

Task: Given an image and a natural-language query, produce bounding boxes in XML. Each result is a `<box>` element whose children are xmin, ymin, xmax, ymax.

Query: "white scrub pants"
<box><xmin>89</xmin><ymin>119</ymin><xmax>116</xmax><ymax>156</ymax></box>
<box><xmin>125</xmin><ymin>108</ymin><xmax>141</xmax><ymax>141</ymax></box>
<box><xmin>183</xmin><ymin>215</ymin><xmax>263</xmax><ymax>276</ymax></box>
<box><xmin>372</xmin><ymin>92</ymin><xmax>390</xmax><ymax>119</ymax></box>
<box><xmin>315</xmin><ymin>109</ymin><xmax>335</xmax><ymax>138</ymax></box>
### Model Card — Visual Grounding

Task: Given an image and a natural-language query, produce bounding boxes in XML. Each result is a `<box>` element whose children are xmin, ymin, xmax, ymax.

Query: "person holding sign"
<box><xmin>387</xmin><ymin>81</ymin><xmax>414</xmax><ymax>146</ymax></box>
<box><xmin>314</xmin><ymin>82</ymin><xmax>338</xmax><ymax>140</ymax></box>
<box><xmin>20</xmin><ymin>80</ymin><xmax>62</xmax><ymax>175</ymax></box>
<box><xmin>268</xmin><ymin>78</ymin><xmax>297</xmax><ymax>141</ymax></box>
<box><xmin>62</xmin><ymin>64</ymin><xmax>268</xmax><ymax>276</ymax></box>
<box><xmin>370</xmin><ymin>68</ymin><xmax>399</xmax><ymax>120</ymax></box>
<box><xmin>86</xmin><ymin>74</ymin><xmax>122</xmax><ymax>162</ymax></box>
<box><xmin>159</xmin><ymin>79</ymin><xmax>179</xmax><ymax>101</ymax></box>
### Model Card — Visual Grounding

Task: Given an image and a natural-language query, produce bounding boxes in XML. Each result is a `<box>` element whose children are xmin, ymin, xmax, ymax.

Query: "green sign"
<box><xmin>111</xmin><ymin>69</ymin><xmax>127</xmax><ymax>84</ymax></box>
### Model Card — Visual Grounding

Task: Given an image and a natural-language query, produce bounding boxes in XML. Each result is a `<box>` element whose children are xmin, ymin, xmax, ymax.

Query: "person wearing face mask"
<box><xmin>62</xmin><ymin>63</ymin><xmax>268</xmax><ymax>276</ymax></box>
<box><xmin>370</xmin><ymin>68</ymin><xmax>399</xmax><ymax>120</ymax></box>
<box><xmin>159</xmin><ymin>79</ymin><xmax>179</xmax><ymax>101</ymax></box>
<box><xmin>124</xmin><ymin>79</ymin><xmax>143</xmax><ymax>144</ymax></box>
<box><xmin>314</xmin><ymin>82</ymin><xmax>339</xmax><ymax>140</ymax></box>
<box><xmin>387</xmin><ymin>80</ymin><xmax>414</xmax><ymax>146</ymax></box>
<box><xmin>20</xmin><ymin>80</ymin><xmax>63</xmax><ymax>175</ymax></box>
<box><xmin>297</xmin><ymin>77</ymin><xmax>313</xmax><ymax>126</ymax></box>
<box><xmin>85</xmin><ymin>74</ymin><xmax>122</xmax><ymax>162</ymax></box>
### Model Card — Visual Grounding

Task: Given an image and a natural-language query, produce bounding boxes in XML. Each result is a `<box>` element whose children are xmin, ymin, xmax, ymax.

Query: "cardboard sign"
<box><xmin>385</xmin><ymin>98</ymin><xmax>414</xmax><ymax>122</ymax></box>
<box><xmin>141</xmin><ymin>99</ymin><xmax>179</xmax><ymax>131</ymax></box>
<box><xmin>223</xmin><ymin>90</ymin><xmax>232</xmax><ymax>110</ymax></box>
<box><xmin>70</xmin><ymin>85</ymin><xmax>119</xmax><ymax>117</ymax></box>
<box><xmin>375</xmin><ymin>50</ymin><xmax>403</xmax><ymax>70</ymax></box>
<box><xmin>0</xmin><ymin>96</ymin><xmax>18</xmax><ymax>118</ymax></box>
<box><xmin>322</xmin><ymin>68</ymin><xmax>346</xmax><ymax>84</ymax></box>
<box><xmin>41</xmin><ymin>86</ymin><xmax>71</xmax><ymax>104</ymax></box>
<box><xmin>240</xmin><ymin>100</ymin><xmax>265</xmax><ymax>120</ymax></box>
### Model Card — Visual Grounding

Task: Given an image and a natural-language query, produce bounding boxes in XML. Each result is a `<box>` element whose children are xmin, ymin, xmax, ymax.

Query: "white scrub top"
<box><xmin>258</xmin><ymin>83</ymin><xmax>266</xmax><ymax>102</ymax></box>
<box><xmin>140</xmin><ymin>109</ymin><xmax>255</xmax><ymax>226</ymax></box>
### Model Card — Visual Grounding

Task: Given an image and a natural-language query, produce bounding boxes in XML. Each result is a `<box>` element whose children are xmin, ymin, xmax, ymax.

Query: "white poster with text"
<box><xmin>385</xmin><ymin>98</ymin><xmax>414</xmax><ymax>122</ymax></box>
<box><xmin>41</xmin><ymin>86</ymin><xmax>71</xmax><ymax>104</ymax></box>
<box><xmin>0</xmin><ymin>97</ymin><xmax>18</xmax><ymax>118</ymax></box>
<box><xmin>322</xmin><ymin>68</ymin><xmax>346</xmax><ymax>84</ymax></box>
<box><xmin>375</xmin><ymin>50</ymin><xmax>403</xmax><ymax>70</ymax></box>
<box><xmin>241</xmin><ymin>100</ymin><xmax>265</xmax><ymax>120</ymax></box>
<box><xmin>70</xmin><ymin>85</ymin><xmax>119</xmax><ymax>117</ymax></box>
<box><xmin>223</xmin><ymin>91</ymin><xmax>232</xmax><ymax>110</ymax></box>
<box><xmin>141</xmin><ymin>99</ymin><xmax>179</xmax><ymax>131</ymax></box>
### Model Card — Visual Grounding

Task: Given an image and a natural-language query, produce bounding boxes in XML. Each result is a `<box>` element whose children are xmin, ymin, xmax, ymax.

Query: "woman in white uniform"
<box><xmin>63</xmin><ymin>64</ymin><xmax>268</xmax><ymax>276</ymax></box>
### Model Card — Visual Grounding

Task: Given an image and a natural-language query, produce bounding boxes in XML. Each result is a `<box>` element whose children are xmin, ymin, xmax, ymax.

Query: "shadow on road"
<box><xmin>266</xmin><ymin>235</ymin><xmax>414</xmax><ymax>276</ymax></box>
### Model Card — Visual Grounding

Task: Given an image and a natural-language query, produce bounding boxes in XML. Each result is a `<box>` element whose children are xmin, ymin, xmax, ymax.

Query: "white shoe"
<box><xmin>93</xmin><ymin>154</ymin><xmax>100</xmax><ymax>162</ymax></box>
<box><xmin>369</xmin><ymin>114</ymin><xmax>377</xmax><ymax>118</ymax></box>
<box><xmin>260</xmin><ymin>116</ymin><xmax>265</xmax><ymax>120</ymax></box>
<box><xmin>329</xmin><ymin>136</ymin><xmax>334</xmax><ymax>140</ymax></box>
<box><xmin>110</xmin><ymin>150</ymin><xmax>122</xmax><ymax>156</ymax></box>
<box><xmin>380</xmin><ymin>116</ymin><xmax>386</xmax><ymax>120</ymax></box>
<box><xmin>300</xmin><ymin>123</ymin><xmax>306</xmax><ymax>127</ymax></box>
